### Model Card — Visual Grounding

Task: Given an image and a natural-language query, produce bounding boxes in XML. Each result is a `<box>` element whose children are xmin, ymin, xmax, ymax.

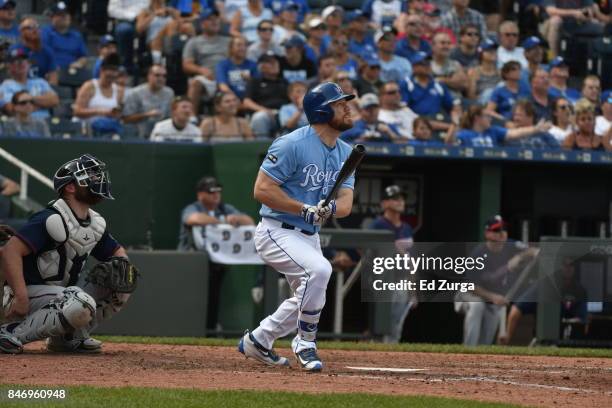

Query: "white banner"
<box><xmin>193</xmin><ymin>225</ymin><xmax>264</xmax><ymax>265</ymax></box>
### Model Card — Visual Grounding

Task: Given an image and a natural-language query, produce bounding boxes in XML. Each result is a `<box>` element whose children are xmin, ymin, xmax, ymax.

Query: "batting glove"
<box><xmin>316</xmin><ymin>199</ymin><xmax>336</xmax><ymax>220</ymax></box>
<box><xmin>300</xmin><ymin>204</ymin><xmax>322</xmax><ymax>225</ymax></box>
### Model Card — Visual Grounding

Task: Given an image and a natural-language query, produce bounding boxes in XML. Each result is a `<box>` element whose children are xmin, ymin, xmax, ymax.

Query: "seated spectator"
<box><xmin>333</xmin><ymin>71</ymin><xmax>361</xmax><ymax>122</ymax></box>
<box><xmin>454</xmin><ymin>105</ymin><xmax>552</xmax><ymax>147</ymax></box>
<box><xmin>0</xmin><ymin>0</ymin><xmax>18</xmax><ymax>47</ymax></box>
<box><xmin>376</xmin><ymin>26</ymin><xmax>413</xmax><ymax>83</ymax></box>
<box><xmin>184</xmin><ymin>9</ymin><xmax>231</xmax><ymax>114</ymax></box>
<box><xmin>279</xmin><ymin>35</ymin><xmax>317</xmax><ymax>83</ymax></box>
<box><xmin>306</xmin><ymin>53</ymin><xmax>336</xmax><ymax>90</ymax></box>
<box><xmin>216</xmin><ymin>36</ymin><xmax>258</xmax><ymax>101</ymax></box>
<box><xmin>431</xmin><ymin>31</ymin><xmax>467</xmax><ymax>97</ymax></box>
<box><xmin>341</xmin><ymin>93</ymin><xmax>403</xmax><ymax>143</ymax></box>
<box><xmin>150</xmin><ymin>10</ymin><xmax>196</xmax><ymax>64</ymax></box>
<box><xmin>440</xmin><ymin>0</ymin><xmax>487</xmax><ymax>39</ymax></box>
<box><xmin>329</xmin><ymin>32</ymin><xmax>359</xmax><ymax>80</ymax></box>
<box><xmin>395</xmin><ymin>13</ymin><xmax>432</xmax><ymax>62</ymax></box>
<box><xmin>422</xmin><ymin>3</ymin><xmax>456</xmax><ymax>45</ymax></box>
<box><xmin>123</xmin><ymin>64</ymin><xmax>175</xmax><ymax>139</ymax></box>
<box><xmin>346</xmin><ymin>10</ymin><xmax>376</xmax><ymax>58</ymax></box>
<box><xmin>319</xmin><ymin>6</ymin><xmax>344</xmax><ymax>53</ymax></box>
<box><xmin>528</xmin><ymin>68</ymin><xmax>552</xmax><ymax>121</ymax></box>
<box><xmin>363</xmin><ymin>0</ymin><xmax>406</xmax><ymax>29</ymax></box>
<box><xmin>243</xmin><ymin>52</ymin><xmax>289</xmax><ymax>138</ymax></box>
<box><xmin>73</xmin><ymin>53</ymin><xmax>125</xmax><ymax>137</ymax></box>
<box><xmin>41</xmin><ymin>2</ymin><xmax>88</xmax><ymax>70</ymax></box>
<box><xmin>410</xmin><ymin>117</ymin><xmax>444</xmax><ymax>145</ymax></box>
<box><xmin>466</xmin><ymin>37</ymin><xmax>500</xmax><ymax>104</ymax></box>
<box><xmin>222</xmin><ymin>0</ymin><xmax>250</xmax><ymax>22</ymax></box>
<box><xmin>596</xmin><ymin>91</ymin><xmax>612</xmax><ymax>136</ymax></box>
<box><xmin>278</xmin><ymin>81</ymin><xmax>308</xmax><ymax>134</ymax></box>
<box><xmin>354</xmin><ymin>56</ymin><xmax>384</xmax><ymax>97</ymax></box>
<box><xmin>520</xmin><ymin>36</ymin><xmax>546</xmax><ymax>92</ymax></box>
<box><xmin>549</xmin><ymin>97</ymin><xmax>576</xmax><ymax>143</ymax></box>
<box><xmin>247</xmin><ymin>20</ymin><xmax>283</xmax><ymax>62</ymax></box>
<box><xmin>92</xmin><ymin>35</ymin><xmax>118</xmax><ymax>79</ymax></box>
<box><xmin>542</xmin><ymin>0</ymin><xmax>604</xmax><ymax>58</ymax></box>
<box><xmin>3</xmin><ymin>91</ymin><xmax>51</xmax><ymax>138</ymax></box>
<box><xmin>230</xmin><ymin>0</ymin><xmax>273</xmax><ymax>44</ymax></box>
<box><xmin>401</xmin><ymin>51</ymin><xmax>455</xmax><ymax>131</ymax></box>
<box><xmin>150</xmin><ymin>96</ymin><xmax>201</xmax><ymax>142</ymax></box>
<box><xmin>0</xmin><ymin>47</ymin><xmax>59</xmax><ymax>120</ymax></box>
<box><xmin>14</xmin><ymin>18</ymin><xmax>58</xmax><ymax>84</ymax></box>
<box><xmin>265</xmin><ymin>0</ymin><xmax>309</xmax><ymax>24</ymax></box>
<box><xmin>562</xmin><ymin>99</ymin><xmax>605</xmax><ymax>150</ymax></box>
<box><xmin>304</xmin><ymin>17</ymin><xmax>326</xmax><ymax>62</ymax></box>
<box><xmin>272</xmin><ymin>1</ymin><xmax>303</xmax><ymax>44</ymax></box>
<box><xmin>581</xmin><ymin>75</ymin><xmax>602</xmax><ymax>109</ymax></box>
<box><xmin>487</xmin><ymin>61</ymin><xmax>529</xmax><ymax>121</ymax></box>
<box><xmin>378</xmin><ymin>81</ymin><xmax>418</xmax><ymax>139</ymax></box>
<box><xmin>548</xmin><ymin>57</ymin><xmax>580</xmax><ymax>103</ymax></box>
<box><xmin>497</xmin><ymin>21</ymin><xmax>528</xmax><ymax>69</ymax></box>
<box><xmin>108</xmin><ymin>0</ymin><xmax>150</xmax><ymax>75</ymax></box>
<box><xmin>450</xmin><ymin>23</ymin><xmax>481</xmax><ymax>68</ymax></box>
<box><xmin>201</xmin><ymin>91</ymin><xmax>253</xmax><ymax>141</ymax></box>
<box><xmin>136</xmin><ymin>0</ymin><xmax>180</xmax><ymax>49</ymax></box>
<box><xmin>506</xmin><ymin>100</ymin><xmax>558</xmax><ymax>149</ymax></box>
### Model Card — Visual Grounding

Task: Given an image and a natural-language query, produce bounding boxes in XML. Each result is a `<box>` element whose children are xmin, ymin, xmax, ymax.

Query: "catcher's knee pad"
<box><xmin>59</xmin><ymin>287</ymin><xmax>96</xmax><ymax>329</ymax></box>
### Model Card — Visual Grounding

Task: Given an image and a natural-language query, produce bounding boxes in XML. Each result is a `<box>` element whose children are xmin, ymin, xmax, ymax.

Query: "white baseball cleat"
<box><xmin>295</xmin><ymin>348</ymin><xmax>323</xmax><ymax>372</ymax></box>
<box><xmin>238</xmin><ymin>330</ymin><xmax>290</xmax><ymax>367</ymax></box>
<box><xmin>0</xmin><ymin>324</ymin><xmax>23</xmax><ymax>354</ymax></box>
<box><xmin>46</xmin><ymin>336</ymin><xmax>103</xmax><ymax>353</ymax></box>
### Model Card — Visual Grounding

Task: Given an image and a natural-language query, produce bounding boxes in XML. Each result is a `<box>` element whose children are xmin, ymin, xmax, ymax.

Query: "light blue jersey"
<box><xmin>259</xmin><ymin>126</ymin><xmax>355</xmax><ymax>233</ymax></box>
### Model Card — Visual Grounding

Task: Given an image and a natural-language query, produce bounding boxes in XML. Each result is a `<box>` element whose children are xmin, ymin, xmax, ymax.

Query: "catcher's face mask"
<box><xmin>54</xmin><ymin>154</ymin><xmax>114</xmax><ymax>200</ymax></box>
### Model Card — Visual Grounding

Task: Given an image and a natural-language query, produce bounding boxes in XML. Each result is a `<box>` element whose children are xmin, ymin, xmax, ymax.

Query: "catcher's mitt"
<box><xmin>86</xmin><ymin>257</ymin><xmax>140</xmax><ymax>293</ymax></box>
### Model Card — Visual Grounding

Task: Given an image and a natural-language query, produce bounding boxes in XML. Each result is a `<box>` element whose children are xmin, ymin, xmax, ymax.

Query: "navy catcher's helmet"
<box><xmin>303</xmin><ymin>82</ymin><xmax>355</xmax><ymax>124</ymax></box>
<box><xmin>53</xmin><ymin>154</ymin><xmax>114</xmax><ymax>200</ymax></box>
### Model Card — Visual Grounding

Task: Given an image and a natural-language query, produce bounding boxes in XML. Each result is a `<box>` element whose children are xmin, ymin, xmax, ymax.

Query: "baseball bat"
<box><xmin>323</xmin><ymin>144</ymin><xmax>366</xmax><ymax>206</ymax></box>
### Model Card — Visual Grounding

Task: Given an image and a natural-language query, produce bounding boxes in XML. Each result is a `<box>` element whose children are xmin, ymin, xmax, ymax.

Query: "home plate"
<box><xmin>346</xmin><ymin>366</ymin><xmax>427</xmax><ymax>373</ymax></box>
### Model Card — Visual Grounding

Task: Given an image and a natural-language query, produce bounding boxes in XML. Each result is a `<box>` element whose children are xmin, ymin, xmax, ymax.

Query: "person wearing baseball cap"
<box><xmin>548</xmin><ymin>56</ymin><xmax>580</xmax><ymax>103</ymax></box>
<box><xmin>268</xmin><ymin>0</ymin><xmax>310</xmax><ymax>24</ymax></box>
<box><xmin>341</xmin><ymin>93</ymin><xmax>402</xmax><ymax>143</ymax></box>
<box><xmin>353</xmin><ymin>55</ymin><xmax>383</xmax><ymax>96</ymax></box>
<box><xmin>41</xmin><ymin>2</ymin><xmax>88</xmax><ymax>70</ymax></box>
<box><xmin>595</xmin><ymin>90</ymin><xmax>612</xmax><ymax>137</ymax></box>
<box><xmin>520</xmin><ymin>36</ymin><xmax>546</xmax><ymax>92</ymax></box>
<box><xmin>92</xmin><ymin>35</ymin><xmax>118</xmax><ymax>78</ymax></box>
<box><xmin>375</xmin><ymin>25</ymin><xmax>413</xmax><ymax>83</ymax></box>
<box><xmin>0</xmin><ymin>0</ymin><xmax>18</xmax><ymax>46</ymax></box>
<box><xmin>320</xmin><ymin>5</ymin><xmax>344</xmax><ymax>50</ymax></box>
<box><xmin>304</xmin><ymin>17</ymin><xmax>326</xmax><ymax>61</ymax></box>
<box><xmin>467</xmin><ymin>38</ymin><xmax>500</xmax><ymax>102</ymax></box>
<box><xmin>368</xmin><ymin>184</ymin><xmax>415</xmax><ymax>343</ymax></box>
<box><xmin>279</xmin><ymin>34</ymin><xmax>316</xmax><ymax>83</ymax></box>
<box><xmin>345</xmin><ymin>10</ymin><xmax>375</xmax><ymax>58</ymax></box>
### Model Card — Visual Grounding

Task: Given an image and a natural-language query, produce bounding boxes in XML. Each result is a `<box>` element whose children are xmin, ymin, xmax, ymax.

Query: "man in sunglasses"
<box><xmin>13</xmin><ymin>17</ymin><xmax>58</xmax><ymax>84</ymax></box>
<box><xmin>497</xmin><ymin>20</ymin><xmax>528</xmax><ymax>69</ymax></box>
<box><xmin>123</xmin><ymin>64</ymin><xmax>175</xmax><ymax>139</ymax></box>
<box><xmin>247</xmin><ymin>19</ymin><xmax>283</xmax><ymax>62</ymax></box>
<box><xmin>3</xmin><ymin>90</ymin><xmax>51</xmax><ymax>137</ymax></box>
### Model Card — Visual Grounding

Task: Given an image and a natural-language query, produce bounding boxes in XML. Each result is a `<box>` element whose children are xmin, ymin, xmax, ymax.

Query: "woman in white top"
<box><xmin>74</xmin><ymin>54</ymin><xmax>125</xmax><ymax>135</ymax></box>
<box><xmin>548</xmin><ymin>97</ymin><xmax>575</xmax><ymax>144</ymax></box>
<box><xmin>595</xmin><ymin>92</ymin><xmax>612</xmax><ymax>136</ymax></box>
<box><xmin>230</xmin><ymin>0</ymin><xmax>273</xmax><ymax>44</ymax></box>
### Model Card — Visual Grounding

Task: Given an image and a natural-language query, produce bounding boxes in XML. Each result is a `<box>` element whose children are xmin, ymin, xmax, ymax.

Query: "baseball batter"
<box><xmin>238</xmin><ymin>82</ymin><xmax>356</xmax><ymax>371</ymax></box>
<box><xmin>0</xmin><ymin>154</ymin><xmax>138</xmax><ymax>354</ymax></box>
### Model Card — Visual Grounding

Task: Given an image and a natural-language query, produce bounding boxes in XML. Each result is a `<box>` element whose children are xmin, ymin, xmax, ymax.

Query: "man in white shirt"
<box><xmin>107</xmin><ymin>0</ymin><xmax>150</xmax><ymax>75</ymax></box>
<box><xmin>150</xmin><ymin>96</ymin><xmax>201</xmax><ymax>142</ymax></box>
<box><xmin>378</xmin><ymin>81</ymin><xmax>418</xmax><ymax>139</ymax></box>
<box><xmin>497</xmin><ymin>21</ymin><xmax>528</xmax><ymax>69</ymax></box>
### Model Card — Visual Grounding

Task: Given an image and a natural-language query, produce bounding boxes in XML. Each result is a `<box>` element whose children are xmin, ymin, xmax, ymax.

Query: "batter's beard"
<box><xmin>329</xmin><ymin>115</ymin><xmax>353</xmax><ymax>131</ymax></box>
<box><xmin>75</xmin><ymin>186</ymin><xmax>103</xmax><ymax>206</ymax></box>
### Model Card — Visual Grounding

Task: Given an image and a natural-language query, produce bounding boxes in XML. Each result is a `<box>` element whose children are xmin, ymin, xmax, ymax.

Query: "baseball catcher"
<box><xmin>0</xmin><ymin>153</ymin><xmax>139</xmax><ymax>354</ymax></box>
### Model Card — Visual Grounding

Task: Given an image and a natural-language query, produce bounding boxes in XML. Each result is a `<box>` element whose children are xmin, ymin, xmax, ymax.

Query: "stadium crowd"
<box><xmin>0</xmin><ymin>0</ymin><xmax>610</xmax><ymax>150</ymax></box>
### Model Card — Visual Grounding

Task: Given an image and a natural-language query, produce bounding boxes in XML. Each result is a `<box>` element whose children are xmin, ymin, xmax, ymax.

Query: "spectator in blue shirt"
<box><xmin>346</xmin><ymin>10</ymin><xmax>376</xmax><ymax>58</ymax></box>
<box><xmin>265</xmin><ymin>0</ymin><xmax>309</xmax><ymax>24</ymax></box>
<box><xmin>548</xmin><ymin>56</ymin><xmax>580</xmax><ymax>103</ymax></box>
<box><xmin>329</xmin><ymin>32</ymin><xmax>359</xmax><ymax>79</ymax></box>
<box><xmin>216</xmin><ymin>36</ymin><xmax>258</xmax><ymax>100</ymax></box>
<box><xmin>319</xmin><ymin>5</ymin><xmax>344</xmax><ymax>54</ymax></box>
<box><xmin>454</xmin><ymin>104</ymin><xmax>552</xmax><ymax>147</ymax></box>
<box><xmin>528</xmin><ymin>67</ymin><xmax>553</xmax><ymax>121</ymax></box>
<box><xmin>400</xmin><ymin>51</ymin><xmax>456</xmax><ymax>131</ymax></box>
<box><xmin>520</xmin><ymin>36</ymin><xmax>546</xmax><ymax>93</ymax></box>
<box><xmin>0</xmin><ymin>0</ymin><xmax>19</xmax><ymax>47</ymax></box>
<box><xmin>375</xmin><ymin>26</ymin><xmax>412</xmax><ymax>83</ymax></box>
<box><xmin>506</xmin><ymin>100</ymin><xmax>558</xmax><ymax>149</ymax></box>
<box><xmin>0</xmin><ymin>46</ymin><xmax>59</xmax><ymax>119</ymax></box>
<box><xmin>410</xmin><ymin>117</ymin><xmax>444</xmax><ymax>145</ymax></box>
<box><xmin>304</xmin><ymin>17</ymin><xmax>326</xmax><ymax>63</ymax></box>
<box><xmin>93</xmin><ymin>35</ymin><xmax>118</xmax><ymax>79</ymax></box>
<box><xmin>41</xmin><ymin>2</ymin><xmax>88</xmax><ymax>70</ymax></box>
<box><xmin>395</xmin><ymin>13</ymin><xmax>431</xmax><ymax>62</ymax></box>
<box><xmin>278</xmin><ymin>81</ymin><xmax>308</xmax><ymax>133</ymax></box>
<box><xmin>487</xmin><ymin>61</ymin><xmax>529</xmax><ymax>121</ymax></box>
<box><xmin>14</xmin><ymin>18</ymin><xmax>58</xmax><ymax>85</ymax></box>
<box><xmin>341</xmin><ymin>93</ymin><xmax>403</xmax><ymax>143</ymax></box>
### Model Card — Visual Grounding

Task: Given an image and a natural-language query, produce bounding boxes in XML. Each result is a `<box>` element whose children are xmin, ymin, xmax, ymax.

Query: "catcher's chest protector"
<box><xmin>37</xmin><ymin>199</ymin><xmax>107</xmax><ymax>286</ymax></box>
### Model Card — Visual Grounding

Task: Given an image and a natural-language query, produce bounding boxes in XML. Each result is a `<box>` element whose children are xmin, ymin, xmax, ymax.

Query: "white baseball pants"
<box><xmin>251</xmin><ymin>218</ymin><xmax>332</xmax><ymax>352</ymax></box>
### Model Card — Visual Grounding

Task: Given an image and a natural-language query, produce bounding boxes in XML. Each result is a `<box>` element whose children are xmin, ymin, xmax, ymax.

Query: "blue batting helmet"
<box><xmin>303</xmin><ymin>82</ymin><xmax>355</xmax><ymax>124</ymax></box>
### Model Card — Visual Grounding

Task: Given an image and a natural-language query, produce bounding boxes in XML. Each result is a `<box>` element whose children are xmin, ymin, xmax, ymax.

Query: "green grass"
<box><xmin>0</xmin><ymin>386</ymin><xmax>523</xmax><ymax>408</ymax></box>
<box><xmin>96</xmin><ymin>335</ymin><xmax>612</xmax><ymax>358</ymax></box>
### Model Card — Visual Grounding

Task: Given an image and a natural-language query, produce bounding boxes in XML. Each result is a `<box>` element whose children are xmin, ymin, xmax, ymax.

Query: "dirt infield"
<box><xmin>1</xmin><ymin>342</ymin><xmax>611</xmax><ymax>407</ymax></box>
